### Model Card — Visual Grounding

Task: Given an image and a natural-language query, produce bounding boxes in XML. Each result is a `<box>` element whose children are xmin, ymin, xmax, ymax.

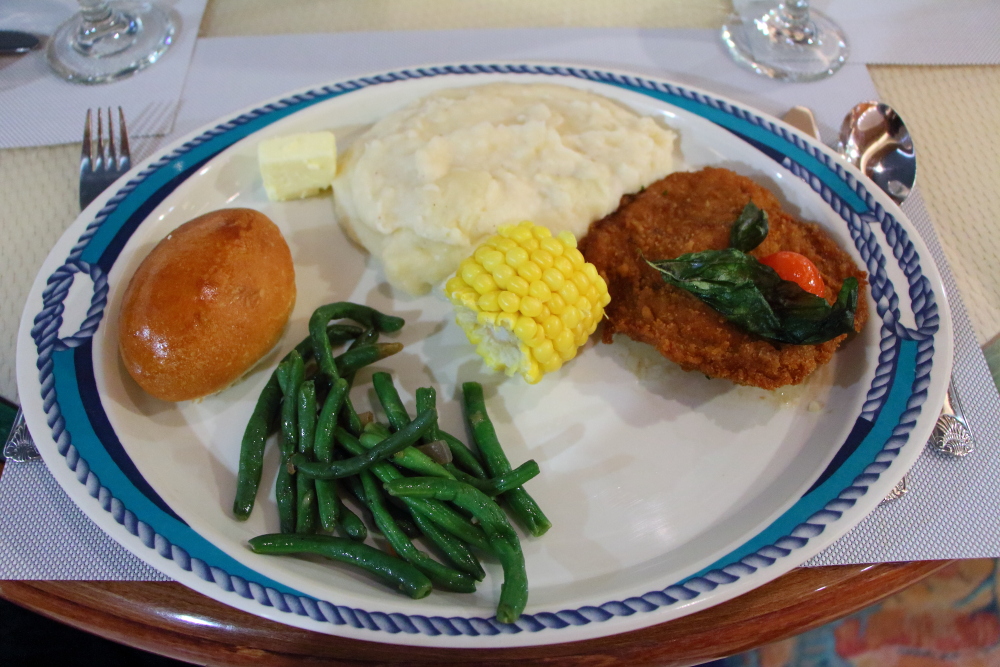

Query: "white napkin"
<box><xmin>0</xmin><ymin>0</ymin><xmax>207</xmax><ymax>149</ymax></box>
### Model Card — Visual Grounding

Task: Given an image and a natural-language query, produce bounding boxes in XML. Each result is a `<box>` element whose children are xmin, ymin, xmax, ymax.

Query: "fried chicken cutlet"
<box><xmin>578</xmin><ymin>167</ymin><xmax>868</xmax><ymax>389</ymax></box>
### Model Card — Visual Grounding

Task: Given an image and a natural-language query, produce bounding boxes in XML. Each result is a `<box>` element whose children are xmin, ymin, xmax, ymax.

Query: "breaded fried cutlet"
<box><xmin>578</xmin><ymin>167</ymin><xmax>868</xmax><ymax>389</ymax></box>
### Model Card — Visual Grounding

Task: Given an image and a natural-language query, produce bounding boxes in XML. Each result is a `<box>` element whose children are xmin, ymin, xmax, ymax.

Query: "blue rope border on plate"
<box><xmin>29</xmin><ymin>63</ymin><xmax>937</xmax><ymax>637</ymax></box>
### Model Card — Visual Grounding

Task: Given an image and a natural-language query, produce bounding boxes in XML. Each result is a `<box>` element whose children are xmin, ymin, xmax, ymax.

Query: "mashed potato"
<box><xmin>333</xmin><ymin>83</ymin><xmax>677</xmax><ymax>295</ymax></box>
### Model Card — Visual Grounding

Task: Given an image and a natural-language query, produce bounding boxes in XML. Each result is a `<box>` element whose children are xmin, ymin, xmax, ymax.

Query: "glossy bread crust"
<box><xmin>118</xmin><ymin>208</ymin><xmax>295</xmax><ymax>401</ymax></box>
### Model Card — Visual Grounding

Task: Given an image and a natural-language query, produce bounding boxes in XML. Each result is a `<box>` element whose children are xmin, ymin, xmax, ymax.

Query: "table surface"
<box><xmin>1</xmin><ymin>1</ymin><xmax>997</xmax><ymax>664</ymax></box>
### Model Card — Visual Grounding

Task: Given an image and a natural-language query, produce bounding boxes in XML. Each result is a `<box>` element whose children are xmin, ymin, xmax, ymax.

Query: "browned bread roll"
<box><xmin>119</xmin><ymin>208</ymin><xmax>296</xmax><ymax>401</ymax></box>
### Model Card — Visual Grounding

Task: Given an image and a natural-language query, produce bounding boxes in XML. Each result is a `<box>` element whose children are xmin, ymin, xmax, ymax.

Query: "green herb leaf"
<box><xmin>729</xmin><ymin>201</ymin><xmax>768</xmax><ymax>253</ymax></box>
<box><xmin>646</xmin><ymin>249</ymin><xmax>858</xmax><ymax>345</ymax></box>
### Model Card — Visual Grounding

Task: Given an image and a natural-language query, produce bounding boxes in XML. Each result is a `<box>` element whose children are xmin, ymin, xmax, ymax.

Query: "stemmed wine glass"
<box><xmin>721</xmin><ymin>1</ymin><xmax>848</xmax><ymax>82</ymax></box>
<box><xmin>46</xmin><ymin>0</ymin><xmax>174</xmax><ymax>84</ymax></box>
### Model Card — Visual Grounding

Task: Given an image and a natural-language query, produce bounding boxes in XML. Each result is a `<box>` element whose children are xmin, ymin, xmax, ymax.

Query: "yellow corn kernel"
<box><xmin>532</xmin><ymin>340</ymin><xmax>556</xmax><ymax>364</ymax></box>
<box><xmin>553</xmin><ymin>329</ymin><xmax>576</xmax><ymax>355</ymax></box>
<box><xmin>530</xmin><ymin>249</ymin><xmax>555</xmax><ymax>270</ymax></box>
<box><xmin>518</xmin><ymin>295</ymin><xmax>543</xmax><ymax>318</ymax></box>
<box><xmin>496</xmin><ymin>311</ymin><xmax>518</xmax><ymax>331</ymax></box>
<box><xmin>498</xmin><ymin>291</ymin><xmax>521</xmax><ymax>313</ymax></box>
<box><xmin>553</xmin><ymin>256</ymin><xmax>574</xmax><ymax>276</ymax></box>
<box><xmin>547</xmin><ymin>293</ymin><xmax>567</xmax><ymax>316</ymax></box>
<box><xmin>559</xmin><ymin>281</ymin><xmax>580</xmax><ymax>304</ymax></box>
<box><xmin>461</xmin><ymin>260</ymin><xmax>485</xmax><ymax>285</ymax></box>
<box><xmin>480</xmin><ymin>249</ymin><xmax>506</xmax><ymax>273</ymax></box>
<box><xmin>513</xmin><ymin>315</ymin><xmax>538</xmax><ymax>342</ymax></box>
<box><xmin>472</xmin><ymin>272</ymin><xmax>498</xmax><ymax>295</ymax></box>
<box><xmin>541</xmin><ymin>314</ymin><xmax>563</xmax><ymax>338</ymax></box>
<box><xmin>561</xmin><ymin>305</ymin><xmax>582</xmax><ymax>331</ymax></box>
<box><xmin>447</xmin><ymin>221</ymin><xmax>611</xmax><ymax>383</ymax></box>
<box><xmin>540</xmin><ymin>237</ymin><xmax>564</xmax><ymax>256</ymax></box>
<box><xmin>445</xmin><ymin>275</ymin><xmax>467</xmax><ymax>298</ymax></box>
<box><xmin>506</xmin><ymin>275</ymin><xmax>530</xmax><ymax>297</ymax></box>
<box><xmin>517</xmin><ymin>260</ymin><xmax>542</xmax><ymax>283</ymax></box>
<box><xmin>491</xmin><ymin>263</ymin><xmax>516</xmax><ymax>289</ymax></box>
<box><xmin>509</xmin><ymin>226</ymin><xmax>533</xmax><ymax>244</ymax></box>
<box><xmin>491</xmin><ymin>237</ymin><xmax>518</xmax><ymax>253</ymax></box>
<box><xmin>542</xmin><ymin>267</ymin><xmax>565</xmax><ymax>291</ymax></box>
<box><xmin>528</xmin><ymin>279</ymin><xmax>552</xmax><ymax>303</ymax></box>
<box><xmin>541</xmin><ymin>356</ymin><xmax>563</xmax><ymax>374</ymax></box>
<box><xmin>506</xmin><ymin>246</ymin><xmax>529</xmax><ymax>267</ymax></box>
<box><xmin>478</xmin><ymin>291</ymin><xmax>500</xmax><ymax>312</ymax></box>
<box><xmin>565</xmin><ymin>247</ymin><xmax>585</xmax><ymax>267</ymax></box>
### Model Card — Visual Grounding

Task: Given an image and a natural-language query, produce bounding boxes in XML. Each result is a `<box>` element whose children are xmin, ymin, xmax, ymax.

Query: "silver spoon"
<box><xmin>836</xmin><ymin>101</ymin><xmax>916</xmax><ymax>206</ymax></box>
<box><xmin>783</xmin><ymin>104</ymin><xmax>974</xmax><ymax>487</ymax></box>
<box><xmin>0</xmin><ymin>30</ymin><xmax>43</xmax><ymax>55</ymax></box>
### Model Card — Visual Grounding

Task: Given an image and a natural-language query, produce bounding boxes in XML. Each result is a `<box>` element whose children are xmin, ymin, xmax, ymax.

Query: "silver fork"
<box><xmin>79</xmin><ymin>107</ymin><xmax>131</xmax><ymax>210</ymax></box>
<box><xmin>2</xmin><ymin>108</ymin><xmax>132</xmax><ymax>463</ymax></box>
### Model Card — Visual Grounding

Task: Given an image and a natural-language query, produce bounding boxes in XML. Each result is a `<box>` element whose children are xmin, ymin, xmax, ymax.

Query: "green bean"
<box><xmin>335</xmin><ymin>427</ymin><xmax>491</xmax><ymax>552</ymax></box>
<box><xmin>336</xmin><ymin>343</ymin><xmax>404</xmax><ymax>377</ymax></box>
<box><xmin>232</xmin><ymin>375</ymin><xmax>281</xmax><ymax>520</ymax></box>
<box><xmin>274</xmin><ymin>353</ymin><xmax>306</xmax><ymax>533</ymax></box>
<box><xmin>338</xmin><ymin>502</ymin><xmax>368</xmax><ymax>542</ymax></box>
<box><xmin>409</xmin><ymin>508</ymin><xmax>485</xmax><ymax>581</ymax></box>
<box><xmin>294</xmin><ymin>381</ymin><xmax>318</xmax><ymax>534</ymax></box>
<box><xmin>291</xmin><ymin>408</ymin><xmax>436</xmax><ymax>480</ymax></box>
<box><xmin>359</xmin><ymin>431</ymin><xmax>454</xmax><ymax>480</ymax></box>
<box><xmin>277</xmin><ymin>353</ymin><xmax>305</xmax><ymax>457</ymax></box>
<box><xmin>311</xmin><ymin>304</ymin><xmax>400</xmax><ymax>436</ymax></box>
<box><xmin>368</xmin><ymin>375</ymin><xmax>455</xmax><ymax>478</ymax></box>
<box><xmin>415</xmin><ymin>387</ymin><xmax>488</xmax><ymax>479</ymax></box>
<box><xmin>372</xmin><ymin>371</ymin><xmax>411</xmax><ymax>431</ymax></box>
<box><xmin>232</xmin><ymin>325</ymin><xmax>363</xmax><ymax>520</ymax></box>
<box><xmin>359</xmin><ymin>471</ymin><xmax>476</xmax><ymax>593</ymax></box>
<box><xmin>341</xmin><ymin>471</ymin><xmax>418</xmax><ymax>538</ymax></box>
<box><xmin>462</xmin><ymin>382</ymin><xmax>551</xmax><ymax>537</ymax></box>
<box><xmin>446</xmin><ymin>460</ymin><xmax>540</xmax><ymax>497</ymax></box>
<box><xmin>248</xmin><ymin>533</ymin><xmax>430</xmax><ymax>599</ymax></box>
<box><xmin>385</xmin><ymin>478</ymin><xmax>527</xmax><ymax>622</ymax></box>
<box><xmin>314</xmin><ymin>379</ymin><xmax>349</xmax><ymax>463</ymax></box>
<box><xmin>343</xmin><ymin>327</ymin><xmax>380</xmax><ymax>385</ymax></box>
<box><xmin>314</xmin><ymin>379</ymin><xmax>349</xmax><ymax>531</ymax></box>
<box><xmin>363</xmin><ymin>421</ymin><xmax>391</xmax><ymax>439</ymax></box>
<box><xmin>310</xmin><ymin>303</ymin><xmax>405</xmax><ymax>381</ymax></box>
<box><xmin>297</xmin><ymin>381</ymin><xmax>317</xmax><ymax>455</ymax></box>
<box><xmin>314</xmin><ymin>479</ymin><xmax>341</xmax><ymax>532</ymax></box>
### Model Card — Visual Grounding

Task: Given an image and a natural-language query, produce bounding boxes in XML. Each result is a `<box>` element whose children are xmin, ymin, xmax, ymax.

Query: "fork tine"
<box><xmin>106</xmin><ymin>107</ymin><xmax>117</xmax><ymax>172</ymax></box>
<box><xmin>81</xmin><ymin>109</ymin><xmax>93</xmax><ymax>173</ymax></box>
<box><xmin>96</xmin><ymin>107</ymin><xmax>105</xmax><ymax>172</ymax></box>
<box><xmin>117</xmin><ymin>107</ymin><xmax>131</xmax><ymax>172</ymax></box>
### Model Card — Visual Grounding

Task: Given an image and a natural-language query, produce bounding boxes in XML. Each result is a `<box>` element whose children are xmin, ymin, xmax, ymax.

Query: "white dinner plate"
<box><xmin>17</xmin><ymin>63</ymin><xmax>952</xmax><ymax>648</ymax></box>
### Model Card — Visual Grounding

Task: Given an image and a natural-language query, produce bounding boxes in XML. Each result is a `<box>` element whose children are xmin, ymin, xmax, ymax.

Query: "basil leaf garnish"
<box><xmin>729</xmin><ymin>201</ymin><xmax>768</xmax><ymax>253</ymax></box>
<box><xmin>647</xmin><ymin>249</ymin><xmax>858</xmax><ymax>345</ymax></box>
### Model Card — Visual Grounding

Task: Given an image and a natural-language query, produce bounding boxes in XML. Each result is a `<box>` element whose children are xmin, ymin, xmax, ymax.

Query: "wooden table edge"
<box><xmin>0</xmin><ymin>560</ymin><xmax>952</xmax><ymax>666</ymax></box>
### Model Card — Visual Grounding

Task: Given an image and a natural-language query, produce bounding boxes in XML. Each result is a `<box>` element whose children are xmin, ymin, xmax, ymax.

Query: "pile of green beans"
<box><xmin>233</xmin><ymin>301</ymin><xmax>548</xmax><ymax>622</ymax></box>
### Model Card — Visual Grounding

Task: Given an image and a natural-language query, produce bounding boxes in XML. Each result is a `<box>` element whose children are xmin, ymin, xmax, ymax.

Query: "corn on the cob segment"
<box><xmin>445</xmin><ymin>221</ymin><xmax>611</xmax><ymax>383</ymax></box>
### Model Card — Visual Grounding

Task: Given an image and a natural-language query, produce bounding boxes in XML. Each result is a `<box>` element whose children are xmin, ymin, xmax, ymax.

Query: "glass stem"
<box><xmin>776</xmin><ymin>1</ymin><xmax>815</xmax><ymax>44</ymax></box>
<box><xmin>79</xmin><ymin>0</ymin><xmax>113</xmax><ymax>24</ymax></box>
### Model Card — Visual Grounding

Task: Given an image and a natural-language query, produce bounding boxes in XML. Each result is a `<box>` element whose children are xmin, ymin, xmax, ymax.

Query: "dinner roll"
<box><xmin>119</xmin><ymin>208</ymin><xmax>296</xmax><ymax>401</ymax></box>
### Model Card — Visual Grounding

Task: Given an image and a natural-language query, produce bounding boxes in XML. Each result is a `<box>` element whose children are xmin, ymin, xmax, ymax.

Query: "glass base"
<box><xmin>46</xmin><ymin>2</ymin><xmax>174</xmax><ymax>85</ymax></box>
<box><xmin>721</xmin><ymin>6</ymin><xmax>848</xmax><ymax>83</ymax></box>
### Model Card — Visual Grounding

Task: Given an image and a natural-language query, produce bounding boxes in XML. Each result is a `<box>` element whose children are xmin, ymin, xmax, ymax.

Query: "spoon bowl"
<box><xmin>836</xmin><ymin>101</ymin><xmax>916</xmax><ymax>205</ymax></box>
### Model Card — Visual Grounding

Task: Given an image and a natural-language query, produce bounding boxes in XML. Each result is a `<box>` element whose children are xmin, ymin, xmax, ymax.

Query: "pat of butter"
<box><xmin>258</xmin><ymin>131</ymin><xmax>337</xmax><ymax>202</ymax></box>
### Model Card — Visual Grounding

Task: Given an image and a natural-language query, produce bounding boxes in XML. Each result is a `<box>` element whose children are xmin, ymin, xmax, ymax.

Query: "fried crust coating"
<box><xmin>578</xmin><ymin>167</ymin><xmax>869</xmax><ymax>389</ymax></box>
